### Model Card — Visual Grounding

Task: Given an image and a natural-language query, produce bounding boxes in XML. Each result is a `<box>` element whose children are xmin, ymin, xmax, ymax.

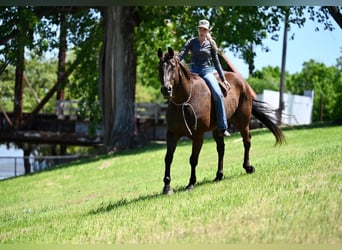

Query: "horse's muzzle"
<box><xmin>161</xmin><ymin>86</ymin><xmax>172</xmax><ymax>98</ymax></box>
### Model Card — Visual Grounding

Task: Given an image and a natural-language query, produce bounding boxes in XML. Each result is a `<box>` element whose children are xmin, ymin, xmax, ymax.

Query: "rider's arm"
<box><xmin>211</xmin><ymin>49</ymin><xmax>226</xmax><ymax>82</ymax></box>
<box><xmin>176</xmin><ymin>38</ymin><xmax>193</xmax><ymax>61</ymax></box>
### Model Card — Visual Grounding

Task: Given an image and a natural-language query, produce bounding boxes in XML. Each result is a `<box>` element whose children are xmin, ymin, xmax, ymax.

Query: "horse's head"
<box><xmin>158</xmin><ymin>47</ymin><xmax>178</xmax><ymax>99</ymax></box>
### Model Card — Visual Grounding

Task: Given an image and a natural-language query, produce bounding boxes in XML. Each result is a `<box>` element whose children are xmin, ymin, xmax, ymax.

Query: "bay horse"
<box><xmin>158</xmin><ymin>47</ymin><xmax>285</xmax><ymax>194</ymax></box>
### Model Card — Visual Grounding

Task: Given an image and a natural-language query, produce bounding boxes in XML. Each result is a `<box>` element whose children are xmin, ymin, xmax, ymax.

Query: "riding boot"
<box><xmin>219</xmin><ymin>129</ymin><xmax>231</xmax><ymax>137</ymax></box>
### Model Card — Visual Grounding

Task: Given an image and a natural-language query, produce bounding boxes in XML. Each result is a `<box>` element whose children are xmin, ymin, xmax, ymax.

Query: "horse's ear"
<box><xmin>158</xmin><ymin>48</ymin><xmax>163</xmax><ymax>59</ymax></box>
<box><xmin>168</xmin><ymin>47</ymin><xmax>174</xmax><ymax>57</ymax></box>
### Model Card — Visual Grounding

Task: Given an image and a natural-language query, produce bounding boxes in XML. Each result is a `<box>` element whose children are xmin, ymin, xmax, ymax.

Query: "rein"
<box><xmin>169</xmin><ymin>76</ymin><xmax>198</xmax><ymax>136</ymax></box>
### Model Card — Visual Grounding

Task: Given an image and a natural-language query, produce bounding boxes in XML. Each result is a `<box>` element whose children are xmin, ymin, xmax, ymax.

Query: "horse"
<box><xmin>157</xmin><ymin>47</ymin><xmax>285</xmax><ymax>194</ymax></box>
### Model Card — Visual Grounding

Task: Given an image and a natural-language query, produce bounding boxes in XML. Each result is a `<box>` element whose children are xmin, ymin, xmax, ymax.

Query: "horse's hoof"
<box><xmin>185</xmin><ymin>184</ymin><xmax>194</xmax><ymax>191</ymax></box>
<box><xmin>214</xmin><ymin>172</ymin><xmax>224</xmax><ymax>182</ymax></box>
<box><xmin>244</xmin><ymin>165</ymin><xmax>255</xmax><ymax>174</ymax></box>
<box><xmin>163</xmin><ymin>187</ymin><xmax>173</xmax><ymax>195</ymax></box>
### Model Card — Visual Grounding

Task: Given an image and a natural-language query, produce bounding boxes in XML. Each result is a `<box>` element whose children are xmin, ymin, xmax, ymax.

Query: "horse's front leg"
<box><xmin>186</xmin><ymin>133</ymin><xmax>204</xmax><ymax>191</ymax></box>
<box><xmin>163</xmin><ymin>130</ymin><xmax>179</xmax><ymax>194</ymax></box>
<box><xmin>213</xmin><ymin>129</ymin><xmax>225</xmax><ymax>181</ymax></box>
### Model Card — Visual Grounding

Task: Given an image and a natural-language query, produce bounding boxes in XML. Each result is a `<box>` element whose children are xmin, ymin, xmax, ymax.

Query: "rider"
<box><xmin>176</xmin><ymin>19</ymin><xmax>231</xmax><ymax>137</ymax></box>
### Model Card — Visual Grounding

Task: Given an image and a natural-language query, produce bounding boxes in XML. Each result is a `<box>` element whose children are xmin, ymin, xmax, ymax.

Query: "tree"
<box><xmin>246</xmin><ymin>66</ymin><xmax>283</xmax><ymax>94</ymax></box>
<box><xmin>288</xmin><ymin>59</ymin><xmax>341</xmax><ymax>122</ymax></box>
<box><xmin>134</xmin><ymin>6</ymin><xmax>341</xmax><ymax>89</ymax></box>
<box><xmin>316</xmin><ymin>6</ymin><xmax>342</xmax><ymax>29</ymax></box>
<box><xmin>333</xmin><ymin>56</ymin><xmax>342</xmax><ymax>121</ymax></box>
<box><xmin>1</xmin><ymin>6</ymin><xmax>341</xmax><ymax>152</ymax></box>
<box><xmin>99</xmin><ymin>6</ymin><xmax>139</xmax><ymax>150</ymax></box>
<box><xmin>66</xmin><ymin>9</ymin><xmax>103</xmax><ymax>134</ymax></box>
<box><xmin>0</xmin><ymin>7</ymin><xmax>100</xmax><ymax>116</ymax></box>
<box><xmin>0</xmin><ymin>64</ymin><xmax>15</xmax><ymax>111</ymax></box>
<box><xmin>22</xmin><ymin>54</ymin><xmax>57</xmax><ymax>113</ymax></box>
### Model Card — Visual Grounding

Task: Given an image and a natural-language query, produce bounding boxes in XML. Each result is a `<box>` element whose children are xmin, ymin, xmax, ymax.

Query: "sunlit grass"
<box><xmin>0</xmin><ymin>124</ymin><xmax>341</xmax><ymax>243</ymax></box>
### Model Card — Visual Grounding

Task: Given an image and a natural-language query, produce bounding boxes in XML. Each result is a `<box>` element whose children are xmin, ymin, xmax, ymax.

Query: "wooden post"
<box><xmin>277</xmin><ymin>12</ymin><xmax>289</xmax><ymax>125</ymax></box>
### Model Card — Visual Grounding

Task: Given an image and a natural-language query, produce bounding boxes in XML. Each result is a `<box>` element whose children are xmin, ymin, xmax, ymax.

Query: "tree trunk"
<box><xmin>99</xmin><ymin>6</ymin><xmax>138</xmax><ymax>151</ymax></box>
<box><xmin>13</xmin><ymin>16</ymin><xmax>25</xmax><ymax>129</ymax></box>
<box><xmin>57</xmin><ymin>12</ymin><xmax>67</xmax><ymax>113</ymax></box>
<box><xmin>247</xmin><ymin>43</ymin><xmax>255</xmax><ymax>76</ymax></box>
<box><xmin>13</xmin><ymin>57</ymin><xmax>24</xmax><ymax>129</ymax></box>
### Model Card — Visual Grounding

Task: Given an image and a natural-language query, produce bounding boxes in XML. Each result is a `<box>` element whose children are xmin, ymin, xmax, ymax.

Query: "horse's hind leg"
<box><xmin>213</xmin><ymin>129</ymin><xmax>225</xmax><ymax>181</ymax></box>
<box><xmin>240</xmin><ymin>126</ymin><xmax>255</xmax><ymax>174</ymax></box>
<box><xmin>186</xmin><ymin>133</ymin><xmax>204</xmax><ymax>191</ymax></box>
<box><xmin>163</xmin><ymin>130</ymin><xmax>179</xmax><ymax>194</ymax></box>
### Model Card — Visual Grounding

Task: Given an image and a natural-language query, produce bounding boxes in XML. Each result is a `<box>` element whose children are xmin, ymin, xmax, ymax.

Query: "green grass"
<box><xmin>0</xmin><ymin>124</ymin><xmax>341</xmax><ymax>244</ymax></box>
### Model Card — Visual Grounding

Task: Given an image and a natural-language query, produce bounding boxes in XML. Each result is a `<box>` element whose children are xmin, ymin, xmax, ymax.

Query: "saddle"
<box><xmin>191</xmin><ymin>72</ymin><xmax>229</xmax><ymax>97</ymax></box>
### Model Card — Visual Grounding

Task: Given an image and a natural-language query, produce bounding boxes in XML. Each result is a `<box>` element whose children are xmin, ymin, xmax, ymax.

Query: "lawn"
<box><xmin>0</xmin><ymin>124</ymin><xmax>341</xmax><ymax>243</ymax></box>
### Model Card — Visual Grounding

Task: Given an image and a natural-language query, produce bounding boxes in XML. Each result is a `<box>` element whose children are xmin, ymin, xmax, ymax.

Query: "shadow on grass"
<box><xmin>88</xmin><ymin>173</ymin><xmax>243</xmax><ymax>215</ymax></box>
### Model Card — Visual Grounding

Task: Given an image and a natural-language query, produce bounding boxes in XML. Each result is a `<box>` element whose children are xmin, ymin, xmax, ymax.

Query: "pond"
<box><xmin>0</xmin><ymin>144</ymin><xmax>90</xmax><ymax>180</ymax></box>
<box><xmin>0</xmin><ymin>144</ymin><xmax>24</xmax><ymax>179</ymax></box>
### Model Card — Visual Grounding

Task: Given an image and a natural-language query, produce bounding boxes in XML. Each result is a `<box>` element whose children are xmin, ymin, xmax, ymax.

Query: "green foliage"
<box><xmin>67</xmin><ymin>9</ymin><xmax>103</xmax><ymax>133</ymax></box>
<box><xmin>0</xmin><ymin>56</ymin><xmax>57</xmax><ymax>113</ymax></box>
<box><xmin>24</xmin><ymin>52</ymin><xmax>58</xmax><ymax>113</ymax></box>
<box><xmin>333</xmin><ymin>57</ymin><xmax>342</xmax><ymax>120</ymax></box>
<box><xmin>287</xmin><ymin>58</ymin><xmax>342</xmax><ymax>122</ymax></box>
<box><xmin>246</xmin><ymin>56</ymin><xmax>342</xmax><ymax>123</ymax></box>
<box><xmin>0</xmin><ymin>64</ymin><xmax>15</xmax><ymax>111</ymax></box>
<box><xmin>134</xmin><ymin>6</ymin><xmax>338</xmax><ymax>97</ymax></box>
<box><xmin>0</xmin><ymin>125</ymin><xmax>341</xmax><ymax>243</ymax></box>
<box><xmin>134</xmin><ymin>7</ymin><xmax>190</xmax><ymax>96</ymax></box>
<box><xmin>0</xmin><ymin>7</ymin><xmax>103</xmax><ymax>125</ymax></box>
<box><xmin>247</xmin><ymin>66</ymin><xmax>283</xmax><ymax>93</ymax></box>
<box><xmin>134</xmin><ymin>6</ymin><xmax>285</xmax><ymax>92</ymax></box>
<box><xmin>307</xmin><ymin>6</ymin><xmax>340</xmax><ymax>31</ymax></box>
<box><xmin>0</xmin><ymin>6</ymin><xmax>340</xmax><ymax>124</ymax></box>
<box><xmin>0</xmin><ymin>7</ymin><xmax>32</xmax><ymax>63</ymax></box>
<box><xmin>135</xmin><ymin>82</ymin><xmax>164</xmax><ymax>103</ymax></box>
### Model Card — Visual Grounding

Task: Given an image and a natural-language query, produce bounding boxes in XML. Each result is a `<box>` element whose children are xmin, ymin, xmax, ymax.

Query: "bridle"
<box><xmin>158</xmin><ymin>54</ymin><xmax>198</xmax><ymax>136</ymax></box>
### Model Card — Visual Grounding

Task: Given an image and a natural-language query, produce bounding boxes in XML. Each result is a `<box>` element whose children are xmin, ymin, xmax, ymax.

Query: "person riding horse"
<box><xmin>176</xmin><ymin>19</ymin><xmax>231</xmax><ymax>137</ymax></box>
<box><xmin>158</xmin><ymin>46</ymin><xmax>285</xmax><ymax>194</ymax></box>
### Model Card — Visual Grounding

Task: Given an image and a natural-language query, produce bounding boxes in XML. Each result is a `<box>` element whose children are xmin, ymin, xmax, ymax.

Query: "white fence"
<box><xmin>257</xmin><ymin>89</ymin><xmax>314</xmax><ymax>125</ymax></box>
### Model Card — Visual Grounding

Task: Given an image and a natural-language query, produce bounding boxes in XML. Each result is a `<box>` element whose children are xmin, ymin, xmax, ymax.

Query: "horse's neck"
<box><xmin>173</xmin><ymin>74</ymin><xmax>192</xmax><ymax>104</ymax></box>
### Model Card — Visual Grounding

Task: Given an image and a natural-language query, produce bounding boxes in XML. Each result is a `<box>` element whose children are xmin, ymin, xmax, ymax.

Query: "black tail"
<box><xmin>252</xmin><ymin>100</ymin><xmax>285</xmax><ymax>145</ymax></box>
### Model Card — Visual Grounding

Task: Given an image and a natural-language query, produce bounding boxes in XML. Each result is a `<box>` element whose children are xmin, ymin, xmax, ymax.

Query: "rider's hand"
<box><xmin>224</xmin><ymin>80</ymin><xmax>231</xmax><ymax>91</ymax></box>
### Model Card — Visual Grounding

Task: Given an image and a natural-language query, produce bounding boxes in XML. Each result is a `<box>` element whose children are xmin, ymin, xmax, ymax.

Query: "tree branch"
<box><xmin>0</xmin><ymin>29</ymin><xmax>19</xmax><ymax>46</ymax></box>
<box><xmin>325</xmin><ymin>6</ymin><xmax>342</xmax><ymax>29</ymax></box>
<box><xmin>21</xmin><ymin>51</ymin><xmax>84</xmax><ymax>129</ymax></box>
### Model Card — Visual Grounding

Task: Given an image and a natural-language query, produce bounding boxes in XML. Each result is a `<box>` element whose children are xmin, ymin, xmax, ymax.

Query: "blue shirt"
<box><xmin>177</xmin><ymin>37</ymin><xmax>226</xmax><ymax>82</ymax></box>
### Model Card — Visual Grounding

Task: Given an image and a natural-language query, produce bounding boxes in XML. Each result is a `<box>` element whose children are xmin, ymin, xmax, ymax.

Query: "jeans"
<box><xmin>190</xmin><ymin>64</ymin><xmax>228</xmax><ymax>130</ymax></box>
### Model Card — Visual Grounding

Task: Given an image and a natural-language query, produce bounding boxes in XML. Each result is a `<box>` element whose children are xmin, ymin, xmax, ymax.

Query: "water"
<box><xmin>0</xmin><ymin>144</ymin><xmax>25</xmax><ymax>180</ymax></box>
<box><xmin>0</xmin><ymin>144</ymin><xmax>91</xmax><ymax>180</ymax></box>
